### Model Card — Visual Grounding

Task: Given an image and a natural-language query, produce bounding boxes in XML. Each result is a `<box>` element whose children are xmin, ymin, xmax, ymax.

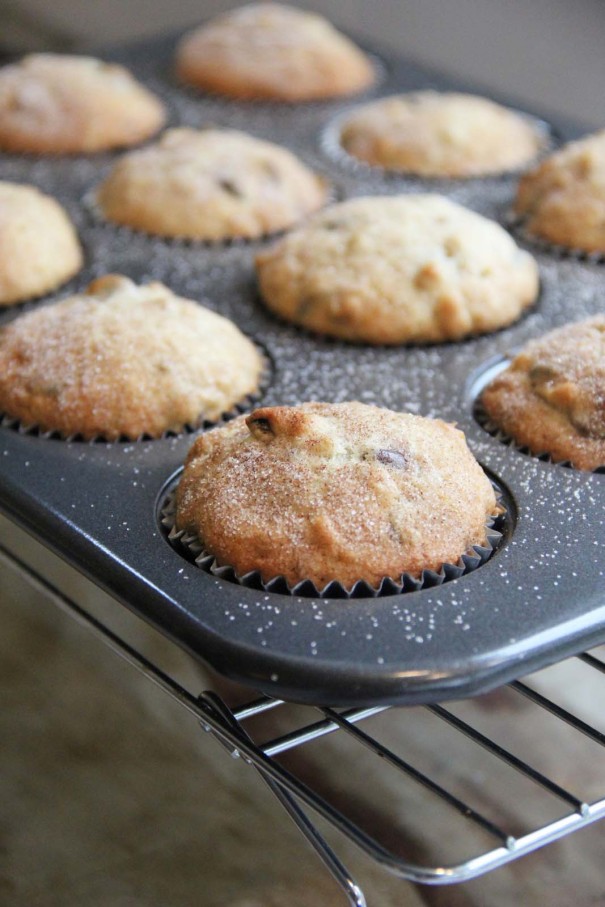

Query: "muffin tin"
<box><xmin>0</xmin><ymin>34</ymin><xmax>604</xmax><ymax>708</ymax></box>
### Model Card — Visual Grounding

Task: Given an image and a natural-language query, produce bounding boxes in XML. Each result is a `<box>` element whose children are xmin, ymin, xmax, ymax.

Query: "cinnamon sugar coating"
<box><xmin>176</xmin><ymin>3</ymin><xmax>375</xmax><ymax>101</ymax></box>
<box><xmin>96</xmin><ymin>128</ymin><xmax>328</xmax><ymax>241</ymax></box>
<box><xmin>0</xmin><ymin>181</ymin><xmax>82</xmax><ymax>305</ymax></box>
<box><xmin>481</xmin><ymin>316</ymin><xmax>605</xmax><ymax>469</ymax></box>
<box><xmin>256</xmin><ymin>195</ymin><xmax>539</xmax><ymax>344</ymax></box>
<box><xmin>175</xmin><ymin>402</ymin><xmax>497</xmax><ymax>589</ymax></box>
<box><xmin>0</xmin><ymin>276</ymin><xmax>263</xmax><ymax>440</ymax></box>
<box><xmin>0</xmin><ymin>54</ymin><xmax>165</xmax><ymax>154</ymax></box>
<box><xmin>340</xmin><ymin>92</ymin><xmax>543</xmax><ymax>177</ymax></box>
<box><xmin>514</xmin><ymin>130</ymin><xmax>605</xmax><ymax>252</ymax></box>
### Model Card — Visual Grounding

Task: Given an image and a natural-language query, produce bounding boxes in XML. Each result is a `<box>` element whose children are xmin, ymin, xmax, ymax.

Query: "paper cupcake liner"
<box><xmin>173</xmin><ymin>52</ymin><xmax>387</xmax><ymax>109</ymax></box>
<box><xmin>503</xmin><ymin>209</ymin><xmax>605</xmax><ymax>265</ymax></box>
<box><xmin>0</xmin><ymin>349</ymin><xmax>272</xmax><ymax>444</ymax></box>
<box><xmin>83</xmin><ymin>174</ymin><xmax>337</xmax><ymax>249</ymax></box>
<box><xmin>473</xmin><ymin>396</ymin><xmax>605</xmax><ymax>474</ymax></box>
<box><xmin>160</xmin><ymin>489</ymin><xmax>505</xmax><ymax>599</ymax></box>
<box><xmin>321</xmin><ymin>108</ymin><xmax>556</xmax><ymax>186</ymax></box>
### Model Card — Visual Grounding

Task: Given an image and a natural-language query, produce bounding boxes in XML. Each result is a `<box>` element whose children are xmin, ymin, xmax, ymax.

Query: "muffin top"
<box><xmin>338</xmin><ymin>91</ymin><xmax>544</xmax><ymax>177</ymax></box>
<box><xmin>480</xmin><ymin>316</ymin><xmax>605</xmax><ymax>469</ymax></box>
<box><xmin>175</xmin><ymin>401</ymin><xmax>497</xmax><ymax>590</ymax></box>
<box><xmin>256</xmin><ymin>195</ymin><xmax>539</xmax><ymax>344</ymax></box>
<box><xmin>96</xmin><ymin>127</ymin><xmax>328</xmax><ymax>240</ymax></box>
<box><xmin>0</xmin><ymin>181</ymin><xmax>82</xmax><ymax>306</ymax></box>
<box><xmin>0</xmin><ymin>53</ymin><xmax>165</xmax><ymax>154</ymax></box>
<box><xmin>0</xmin><ymin>275</ymin><xmax>264</xmax><ymax>440</ymax></box>
<box><xmin>175</xmin><ymin>2</ymin><xmax>375</xmax><ymax>101</ymax></box>
<box><xmin>514</xmin><ymin>130</ymin><xmax>605</xmax><ymax>252</ymax></box>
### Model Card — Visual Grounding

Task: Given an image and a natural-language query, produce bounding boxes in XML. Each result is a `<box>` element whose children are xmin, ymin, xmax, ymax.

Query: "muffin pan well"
<box><xmin>0</xmin><ymin>34</ymin><xmax>603</xmax><ymax>707</ymax></box>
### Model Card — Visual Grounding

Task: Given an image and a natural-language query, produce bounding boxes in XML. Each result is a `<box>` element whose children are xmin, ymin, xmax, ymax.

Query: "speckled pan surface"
<box><xmin>0</xmin><ymin>34</ymin><xmax>604</xmax><ymax>707</ymax></box>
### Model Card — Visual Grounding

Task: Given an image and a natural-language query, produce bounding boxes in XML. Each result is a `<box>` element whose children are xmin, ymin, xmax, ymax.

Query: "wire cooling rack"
<box><xmin>2</xmin><ymin>539</ymin><xmax>604</xmax><ymax>906</ymax></box>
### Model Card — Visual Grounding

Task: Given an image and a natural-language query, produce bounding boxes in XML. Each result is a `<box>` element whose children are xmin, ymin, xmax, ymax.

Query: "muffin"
<box><xmin>514</xmin><ymin>130</ymin><xmax>605</xmax><ymax>253</ymax></box>
<box><xmin>256</xmin><ymin>195</ymin><xmax>539</xmax><ymax>344</ymax></box>
<box><xmin>175</xmin><ymin>3</ymin><xmax>376</xmax><ymax>102</ymax></box>
<box><xmin>338</xmin><ymin>92</ymin><xmax>544</xmax><ymax>177</ymax></box>
<box><xmin>175</xmin><ymin>402</ymin><xmax>498</xmax><ymax>590</ymax></box>
<box><xmin>0</xmin><ymin>275</ymin><xmax>264</xmax><ymax>440</ymax></box>
<box><xmin>480</xmin><ymin>316</ymin><xmax>605</xmax><ymax>470</ymax></box>
<box><xmin>0</xmin><ymin>53</ymin><xmax>165</xmax><ymax>154</ymax></box>
<box><xmin>0</xmin><ymin>181</ymin><xmax>83</xmax><ymax>306</ymax></box>
<box><xmin>95</xmin><ymin>127</ymin><xmax>328</xmax><ymax>241</ymax></box>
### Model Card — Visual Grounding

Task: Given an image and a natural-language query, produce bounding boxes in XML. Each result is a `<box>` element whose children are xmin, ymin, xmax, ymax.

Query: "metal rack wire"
<box><xmin>2</xmin><ymin>539</ymin><xmax>604</xmax><ymax>907</ymax></box>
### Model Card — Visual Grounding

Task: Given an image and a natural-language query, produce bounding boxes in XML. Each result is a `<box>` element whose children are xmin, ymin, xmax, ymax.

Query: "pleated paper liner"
<box><xmin>160</xmin><ymin>488</ymin><xmax>506</xmax><ymax>600</ymax></box>
<box><xmin>0</xmin><ymin>350</ymin><xmax>273</xmax><ymax>444</ymax></box>
<box><xmin>320</xmin><ymin>107</ymin><xmax>556</xmax><ymax>186</ymax></box>
<box><xmin>473</xmin><ymin>396</ymin><xmax>605</xmax><ymax>474</ymax></box>
<box><xmin>504</xmin><ymin>210</ymin><xmax>605</xmax><ymax>265</ymax></box>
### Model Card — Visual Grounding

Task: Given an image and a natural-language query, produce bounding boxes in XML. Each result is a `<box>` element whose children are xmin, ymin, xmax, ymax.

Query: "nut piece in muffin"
<box><xmin>0</xmin><ymin>54</ymin><xmax>165</xmax><ymax>154</ymax></box>
<box><xmin>0</xmin><ymin>275</ymin><xmax>264</xmax><ymax>440</ymax></box>
<box><xmin>338</xmin><ymin>91</ymin><xmax>544</xmax><ymax>178</ymax></box>
<box><xmin>175</xmin><ymin>3</ymin><xmax>375</xmax><ymax>101</ymax></box>
<box><xmin>480</xmin><ymin>316</ymin><xmax>605</xmax><ymax>470</ymax></box>
<box><xmin>96</xmin><ymin>127</ymin><xmax>328</xmax><ymax>241</ymax></box>
<box><xmin>514</xmin><ymin>130</ymin><xmax>605</xmax><ymax>253</ymax></box>
<box><xmin>256</xmin><ymin>195</ymin><xmax>539</xmax><ymax>344</ymax></box>
<box><xmin>175</xmin><ymin>402</ymin><xmax>498</xmax><ymax>590</ymax></box>
<box><xmin>0</xmin><ymin>181</ymin><xmax>82</xmax><ymax>306</ymax></box>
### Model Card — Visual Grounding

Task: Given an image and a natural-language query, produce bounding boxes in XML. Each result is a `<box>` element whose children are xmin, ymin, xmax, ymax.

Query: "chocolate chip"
<box><xmin>218</xmin><ymin>178</ymin><xmax>243</xmax><ymax>198</ymax></box>
<box><xmin>248</xmin><ymin>416</ymin><xmax>274</xmax><ymax>436</ymax></box>
<box><xmin>30</xmin><ymin>383</ymin><xmax>60</xmax><ymax>398</ymax></box>
<box><xmin>376</xmin><ymin>448</ymin><xmax>407</xmax><ymax>468</ymax></box>
<box><xmin>296</xmin><ymin>294</ymin><xmax>319</xmax><ymax>317</ymax></box>
<box><xmin>529</xmin><ymin>364</ymin><xmax>558</xmax><ymax>384</ymax></box>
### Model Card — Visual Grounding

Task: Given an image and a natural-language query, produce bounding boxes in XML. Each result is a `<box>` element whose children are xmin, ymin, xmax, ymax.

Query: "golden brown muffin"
<box><xmin>175</xmin><ymin>401</ymin><xmax>498</xmax><ymax>590</ymax></box>
<box><xmin>0</xmin><ymin>181</ymin><xmax>82</xmax><ymax>306</ymax></box>
<box><xmin>0</xmin><ymin>275</ymin><xmax>264</xmax><ymax>440</ymax></box>
<box><xmin>96</xmin><ymin>127</ymin><xmax>328</xmax><ymax>241</ymax></box>
<box><xmin>256</xmin><ymin>195</ymin><xmax>539</xmax><ymax>344</ymax></box>
<box><xmin>338</xmin><ymin>91</ymin><xmax>544</xmax><ymax>177</ymax></box>
<box><xmin>480</xmin><ymin>316</ymin><xmax>605</xmax><ymax>470</ymax></box>
<box><xmin>514</xmin><ymin>130</ymin><xmax>605</xmax><ymax>253</ymax></box>
<box><xmin>176</xmin><ymin>3</ymin><xmax>375</xmax><ymax>102</ymax></box>
<box><xmin>0</xmin><ymin>53</ymin><xmax>165</xmax><ymax>154</ymax></box>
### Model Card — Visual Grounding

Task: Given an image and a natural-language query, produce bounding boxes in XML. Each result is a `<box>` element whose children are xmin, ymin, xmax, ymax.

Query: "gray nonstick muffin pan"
<box><xmin>0</xmin><ymin>33</ymin><xmax>603</xmax><ymax>707</ymax></box>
